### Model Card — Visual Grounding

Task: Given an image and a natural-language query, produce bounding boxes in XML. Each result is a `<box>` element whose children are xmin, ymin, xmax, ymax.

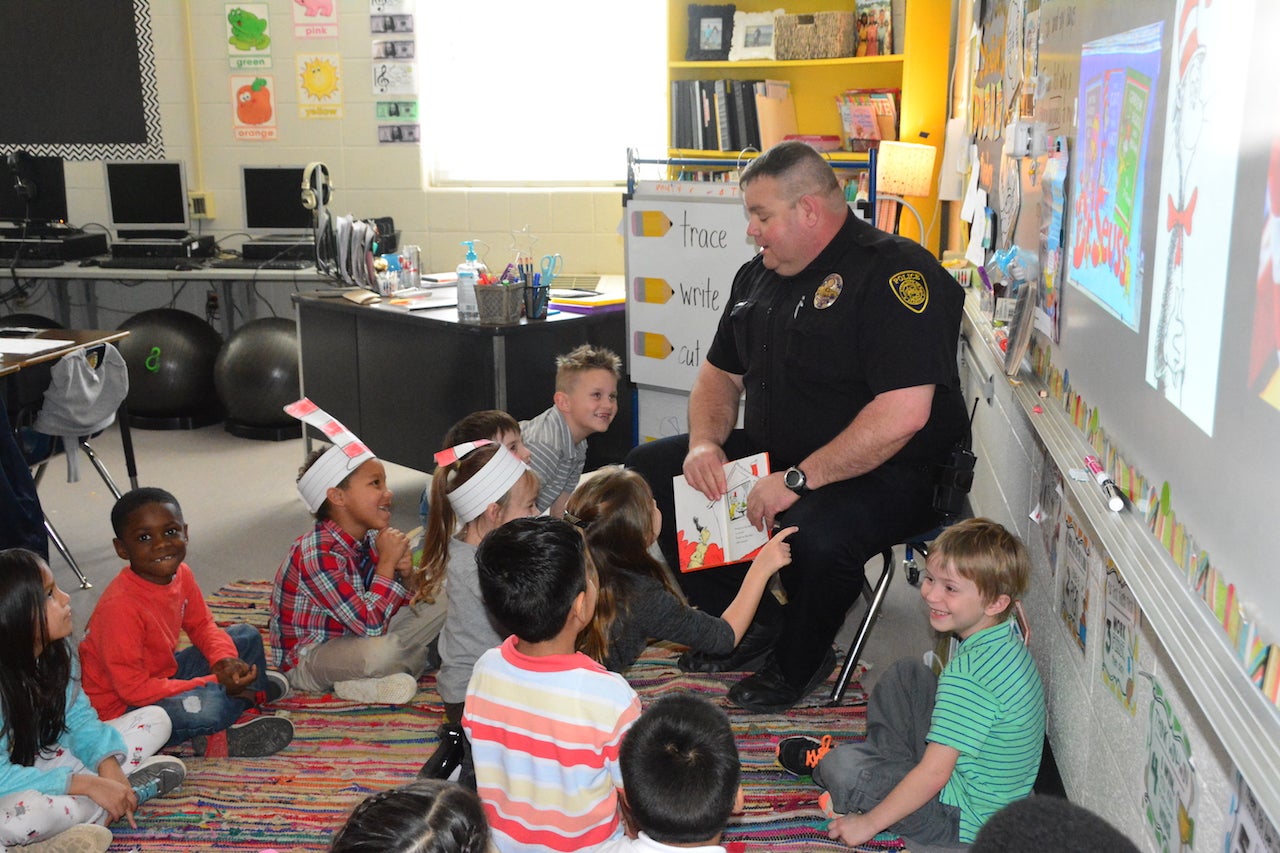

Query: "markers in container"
<box><xmin>1083</xmin><ymin>455</ymin><xmax>1125</xmax><ymax>512</ymax></box>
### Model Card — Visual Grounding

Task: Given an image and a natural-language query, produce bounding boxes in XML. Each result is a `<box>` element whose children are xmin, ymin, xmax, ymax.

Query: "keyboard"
<box><xmin>98</xmin><ymin>256</ymin><xmax>202</xmax><ymax>270</ymax></box>
<box><xmin>209</xmin><ymin>258</ymin><xmax>311</xmax><ymax>270</ymax></box>
<box><xmin>5</xmin><ymin>258</ymin><xmax>64</xmax><ymax>268</ymax></box>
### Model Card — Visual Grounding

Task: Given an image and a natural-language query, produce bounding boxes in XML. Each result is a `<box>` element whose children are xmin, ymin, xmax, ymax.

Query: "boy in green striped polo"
<box><xmin>775</xmin><ymin>518</ymin><xmax>1045</xmax><ymax>848</ymax></box>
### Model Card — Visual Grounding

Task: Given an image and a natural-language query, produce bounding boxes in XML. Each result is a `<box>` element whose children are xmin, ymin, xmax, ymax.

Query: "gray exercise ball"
<box><xmin>213</xmin><ymin>317</ymin><xmax>300</xmax><ymax>426</ymax></box>
<box><xmin>117</xmin><ymin>309</ymin><xmax>224</xmax><ymax>417</ymax></box>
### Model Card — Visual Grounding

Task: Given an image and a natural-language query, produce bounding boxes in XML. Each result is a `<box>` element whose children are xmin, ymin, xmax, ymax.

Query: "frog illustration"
<box><xmin>228</xmin><ymin>8</ymin><xmax>271</xmax><ymax>51</ymax></box>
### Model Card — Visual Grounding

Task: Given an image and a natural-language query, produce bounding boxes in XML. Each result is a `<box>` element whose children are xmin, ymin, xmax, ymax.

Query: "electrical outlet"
<box><xmin>188</xmin><ymin>191</ymin><xmax>215</xmax><ymax>220</ymax></box>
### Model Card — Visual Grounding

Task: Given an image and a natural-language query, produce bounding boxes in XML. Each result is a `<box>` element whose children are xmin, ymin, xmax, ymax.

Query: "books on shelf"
<box><xmin>835</xmin><ymin>87</ymin><xmax>899</xmax><ymax>152</ymax></box>
<box><xmin>671</xmin><ymin>78</ymin><xmax>800</xmax><ymax>153</ymax></box>
<box><xmin>672</xmin><ymin>452</ymin><xmax>771</xmax><ymax>572</ymax></box>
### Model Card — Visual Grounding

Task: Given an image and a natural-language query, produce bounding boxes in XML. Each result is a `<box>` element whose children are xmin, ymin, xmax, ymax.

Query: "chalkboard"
<box><xmin>979</xmin><ymin>0</ymin><xmax>1280</xmax><ymax>649</ymax></box>
<box><xmin>624</xmin><ymin>182</ymin><xmax>756</xmax><ymax>391</ymax></box>
<box><xmin>0</xmin><ymin>0</ymin><xmax>163</xmax><ymax>159</ymax></box>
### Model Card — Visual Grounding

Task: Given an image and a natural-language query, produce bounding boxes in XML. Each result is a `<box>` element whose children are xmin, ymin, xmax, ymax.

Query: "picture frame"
<box><xmin>686</xmin><ymin>4</ymin><xmax>735</xmax><ymax>61</ymax></box>
<box><xmin>728</xmin><ymin>9</ymin><xmax>782</xmax><ymax>61</ymax></box>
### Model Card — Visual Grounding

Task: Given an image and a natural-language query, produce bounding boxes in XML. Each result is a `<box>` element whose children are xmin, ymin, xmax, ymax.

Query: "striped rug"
<box><xmin>106</xmin><ymin>580</ymin><xmax>905</xmax><ymax>852</ymax></box>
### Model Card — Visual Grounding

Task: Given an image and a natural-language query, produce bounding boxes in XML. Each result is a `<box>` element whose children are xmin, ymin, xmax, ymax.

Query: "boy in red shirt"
<box><xmin>80</xmin><ymin>487</ymin><xmax>293</xmax><ymax>757</ymax></box>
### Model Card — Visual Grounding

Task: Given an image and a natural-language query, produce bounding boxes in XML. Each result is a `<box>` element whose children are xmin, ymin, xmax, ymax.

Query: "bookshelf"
<box><xmin>666</xmin><ymin>0</ymin><xmax>949</xmax><ymax>253</ymax></box>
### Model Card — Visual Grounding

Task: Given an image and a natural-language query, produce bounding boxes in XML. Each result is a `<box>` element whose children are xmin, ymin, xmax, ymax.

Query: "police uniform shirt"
<box><xmin>705</xmin><ymin>211</ymin><xmax>968</xmax><ymax>469</ymax></box>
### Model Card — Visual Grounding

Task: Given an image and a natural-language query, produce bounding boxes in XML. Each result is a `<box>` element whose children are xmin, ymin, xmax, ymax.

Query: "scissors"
<box><xmin>540</xmin><ymin>253</ymin><xmax>563</xmax><ymax>289</ymax></box>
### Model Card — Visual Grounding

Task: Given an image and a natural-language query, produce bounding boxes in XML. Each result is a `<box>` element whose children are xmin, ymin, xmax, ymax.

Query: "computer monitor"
<box><xmin>104</xmin><ymin>160</ymin><xmax>190</xmax><ymax>238</ymax></box>
<box><xmin>240</xmin><ymin>165</ymin><xmax>313</xmax><ymax>237</ymax></box>
<box><xmin>0</xmin><ymin>153</ymin><xmax>69</xmax><ymax>227</ymax></box>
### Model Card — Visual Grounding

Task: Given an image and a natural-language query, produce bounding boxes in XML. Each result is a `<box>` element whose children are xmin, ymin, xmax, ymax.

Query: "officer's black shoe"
<box><xmin>727</xmin><ymin>647</ymin><xmax>838</xmax><ymax>713</ymax></box>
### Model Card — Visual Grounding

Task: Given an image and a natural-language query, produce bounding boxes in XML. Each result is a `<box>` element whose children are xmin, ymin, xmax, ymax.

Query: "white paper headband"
<box><xmin>285</xmin><ymin>398</ymin><xmax>377</xmax><ymax>513</ymax></box>
<box><xmin>434</xmin><ymin>440</ymin><xmax>528</xmax><ymax>523</ymax></box>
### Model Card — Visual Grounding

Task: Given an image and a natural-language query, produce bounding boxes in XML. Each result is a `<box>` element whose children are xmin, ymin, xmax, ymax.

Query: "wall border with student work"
<box><xmin>959</xmin><ymin>293</ymin><xmax>1275</xmax><ymax>850</ymax></box>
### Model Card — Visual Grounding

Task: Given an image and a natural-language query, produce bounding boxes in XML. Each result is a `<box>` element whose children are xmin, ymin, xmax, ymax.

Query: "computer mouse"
<box><xmin>79</xmin><ymin>257</ymin><xmax>100</xmax><ymax>267</ymax></box>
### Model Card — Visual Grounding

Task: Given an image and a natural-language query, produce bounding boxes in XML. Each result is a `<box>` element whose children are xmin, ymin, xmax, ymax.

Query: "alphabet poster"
<box><xmin>1101</xmin><ymin>560</ymin><xmax>1141</xmax><ymax>716</ymax></box>
<box><xmin>624</xmin><ymin>183</ymin><xmax>756</xmax><ymax>391</ymax></box>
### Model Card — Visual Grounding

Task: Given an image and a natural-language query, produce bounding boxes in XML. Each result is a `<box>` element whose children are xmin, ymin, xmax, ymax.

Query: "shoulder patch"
<box><xmin>889</xmin><ymin>270</ymin><xmax>929</xmax><ymax>313</ymax></box>
<box><xmin>813</xmin><ymin>273</ymin><xmax>843</xmax><ymax>309</ymax></box>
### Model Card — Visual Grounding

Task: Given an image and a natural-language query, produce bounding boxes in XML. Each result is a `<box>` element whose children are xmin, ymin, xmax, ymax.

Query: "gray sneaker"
<box><xmin>264</xmin><ymin>669</ymin><xmax>291</xmax><ymax>703</ymax></box>
<box><xmin>227</xmin><ymin>715</ymin><xmax>294</xmax><ymax>756</ymax></box>
<box><xmin>128</xmin><ymin>755</ymin><xmax>187</xmax><ymax>804</ymax></box>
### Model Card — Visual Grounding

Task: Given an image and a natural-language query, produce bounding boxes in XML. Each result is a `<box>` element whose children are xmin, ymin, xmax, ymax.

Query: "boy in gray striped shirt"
<box><xmin>776</xmin><ymin>518</ymin><xmax>1046</xmax><ymax>848</ymax></box>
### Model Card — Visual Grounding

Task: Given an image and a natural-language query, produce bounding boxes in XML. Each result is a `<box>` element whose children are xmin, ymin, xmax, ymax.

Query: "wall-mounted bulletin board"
<box><xmin>967</xmin><ymin>0</ymin><xmax>1280</xmax><ymax>838</ymax></box>
<box><xmin>0</xmin><ymin>0</ymin><xmax>163</xmax><ymax>159</ymax></box>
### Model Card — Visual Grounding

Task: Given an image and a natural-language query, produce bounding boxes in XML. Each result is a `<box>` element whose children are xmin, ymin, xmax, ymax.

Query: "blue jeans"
<box><xmin>144</xmin><ymin>623</ymin><xmax>269</xmax><ymax>747</ymax></box>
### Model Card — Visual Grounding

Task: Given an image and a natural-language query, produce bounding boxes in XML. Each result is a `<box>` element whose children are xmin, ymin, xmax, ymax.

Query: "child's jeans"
<box><xmin>0</xmin><ymin>706</ymin><xmax>169</xmax><ymax>846</ymax></box>
<box><xmin>144</xmin><ymin>623</ymin><xmax>269</xmax><ymax>747</ymax></box>
<box><xmin>812</xmin><ymin>658</ymin><xmax>963</xmax><ymax>846</ymax></box>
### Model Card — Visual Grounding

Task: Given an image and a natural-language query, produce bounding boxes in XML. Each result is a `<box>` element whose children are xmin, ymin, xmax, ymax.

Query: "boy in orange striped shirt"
<box><xmin>463</xmin><ymin>517</ymin><xmax>641</xmax><ymax>853</ymax></box>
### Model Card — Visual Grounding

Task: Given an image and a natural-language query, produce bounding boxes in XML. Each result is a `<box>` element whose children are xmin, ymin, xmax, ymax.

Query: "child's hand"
<box><xmin>73</xmin><ymin>773</ymin><xmax>138</xmax><ymax>827</ymax></box>
<box><xmin>752</xmin><ymin>526</ymin><xmax>798</xmax><ymax>575</ymax></box>
<box><xmin>826</xmin><ymin>812</ymin><xmax>877</xmax><ymax>847</ymax></box>
<box><xmin>212</xmin><ymin>657</ymin><xmax>259</xmax><ymax>698</ymax></box>
<box><xmin>374</xmin><ymin>527</ymin><xmax>410</xmax><ymax>579</ymax></box>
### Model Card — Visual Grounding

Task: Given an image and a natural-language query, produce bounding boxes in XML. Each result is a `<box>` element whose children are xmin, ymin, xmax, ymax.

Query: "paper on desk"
<box><xmin>0</xmin><ymin>337</ymin><xmax>74</xmax><ymax>357</ymax></box>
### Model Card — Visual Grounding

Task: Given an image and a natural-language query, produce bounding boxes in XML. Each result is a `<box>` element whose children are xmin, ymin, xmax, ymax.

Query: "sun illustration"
<box><xmin>300</xmin><ymin>58</ymin><xmax>339</xmax><ymax>100</ymax></box>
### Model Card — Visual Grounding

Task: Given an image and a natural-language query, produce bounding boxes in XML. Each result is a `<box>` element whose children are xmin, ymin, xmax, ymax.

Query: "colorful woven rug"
<box><xmin>107</xmin><ymin>580</ymin><xmax>905</xmax><ymax>852</ymax></box>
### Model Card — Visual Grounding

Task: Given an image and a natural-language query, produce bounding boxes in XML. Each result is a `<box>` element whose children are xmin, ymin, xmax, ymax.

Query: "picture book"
<box><xmin>672</xmin><ymin>452</ymin><xmax>771</xmax><ymax>572</ymax></box>
<box><xmin>855</xmin><ymin>0</ymin><xmax>893</xmax><ymax>57</ymax></box>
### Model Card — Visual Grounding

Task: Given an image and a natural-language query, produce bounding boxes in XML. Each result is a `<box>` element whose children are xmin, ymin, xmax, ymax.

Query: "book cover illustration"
<box><xmin>855</xmin><ymin>0</ymin><xmax>893</xmax><ymax>57</ymax></box>
<box><xmin>673</xmin><ymin>452</ymin><xmax>770</xmax><ymax>572</ymax></box>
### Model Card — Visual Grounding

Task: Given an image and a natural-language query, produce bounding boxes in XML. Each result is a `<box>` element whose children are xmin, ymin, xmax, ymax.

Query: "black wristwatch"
<box><xmin>783</xmin><ymin>466</ymin><xmax>811</xmax><ymax>497</ymax></box>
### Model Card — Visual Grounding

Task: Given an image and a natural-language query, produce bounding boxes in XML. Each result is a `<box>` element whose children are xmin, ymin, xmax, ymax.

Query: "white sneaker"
<box><xmin>19</xmin><ymin>824</ymin><xmax>113</xmax><ymax>853</ymax></box>
<box><xmin>334</xmin><ymin>672</ymin><xmax>418</xmax><ymax>705</ymax></box>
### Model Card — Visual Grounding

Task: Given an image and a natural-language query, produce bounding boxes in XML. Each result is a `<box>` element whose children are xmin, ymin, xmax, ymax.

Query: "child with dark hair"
<box><xmin>775</xmin><ymin>518</ymin><xmax>1045</xmax><ymax>848</ymax></box>
<box><xmin>600</xmin><ymin>694</ymin><xmax>744</xmax><ymax>852</ymax></box>
<box><xmin>464</xmin><ymin>517</ymin><xmax>641</xmax><ymax>852</ymax></box>
<box><xmin>329</xmin><ymin>779</ymin><xmax>494</xmax><ymax>853</ymax></box>
<box><xmin>567</xmin><ymin>466</ymin><xmax>795</xmax><ymax>672</ymax></box>
<box><xmin>970</xmin><ymin>795</ymin><xmax>1140</xmax><ymax>853</ymax></box>
<box><xmin>0</xmin><ymin>548</ymin><xmax>184</xmax><ymax>852</ymax></box>
<box><xmin>80</xmin><ymin>487</ymin><xmax>293</xmax><ymax>758</ymax></box>
<box><xmin>271</xmin><ymin>400</ymin><xmax>443</xmax><ymax>705</ymax></box>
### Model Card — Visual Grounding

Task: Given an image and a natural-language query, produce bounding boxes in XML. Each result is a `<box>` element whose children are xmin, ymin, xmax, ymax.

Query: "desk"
<box><xmin>293</xmin><ymin>293</ymin><xmax>633</xmax><ymax>474</ymax></box>
<box><xmin>4</xmin><ymin>261</ymin><xmax>331</xmax><ymax>338</ymax></box>
<box><xmin>1</xmin><ymin>329</ymin><xmax>139</xmax><ymax>588</ymax></box>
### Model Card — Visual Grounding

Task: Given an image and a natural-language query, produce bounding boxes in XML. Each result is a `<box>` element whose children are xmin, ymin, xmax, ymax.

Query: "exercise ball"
<box><xmin>0</xmin><ymin>313</ymin><xmax>62</xmax><ymax>329</ymax></box>
<box><xmin>214</xmin><ymin>318</ymin><xmax>300</xmax><ymax>428</ymax></box>
<box><xmin>116</xmin><ymin>309</ymin><xmax>224</xmax><ymax>420</ymax></box>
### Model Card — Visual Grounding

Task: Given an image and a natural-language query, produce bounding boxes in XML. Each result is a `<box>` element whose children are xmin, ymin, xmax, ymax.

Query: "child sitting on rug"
<box><xmin>417</xmin><ymin>410</ymin><xmax>532</xmax><ymax>526</ymax></box>
<box><xmin>329</xmin><ymin>779</ymin><xmax>494</xmax><ymax>853</ymax></box>
<box><xmin>598</xmin><ymin>694</ymin><xmax>744</xmax><ymax>853</ymax></box>
<box><xmin>519</xmin><ymin>344</ymin><xmax>622</xmax><ymax>519</ymax></box>
<box><xmin>464</xmin><ymin>517</ymin><xmax>641</xmax><ymax>852</ymax></box>
<box><xmin>270</xmin><ymin>399</ymin><xmax>444</xmax><ymax>706</ymax></box>
<box><xmin>774</xmin><ymin>518</ymin><xmax>1046</xmax><ymax>849</ymax></box>
<box><xmin>566</xmin><ymin>466</ymin><xmax>797</xmax><ymax>672</ymax></box>
<box><xmin>80</xmin><ymin>487</ymin><xmax>294</xmax><ymax>758</ymax></box>
<box><xmin>0</xmin><ymin>548</ymin><xmax>185</xmax><ymax>852</ymax></box>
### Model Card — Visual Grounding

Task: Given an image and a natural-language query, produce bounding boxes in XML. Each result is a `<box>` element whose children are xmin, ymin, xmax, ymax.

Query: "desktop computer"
<box><xmin>110</xmin><ymin>233</ymin><xmax>216</xmax><ymax>259</ymax></box>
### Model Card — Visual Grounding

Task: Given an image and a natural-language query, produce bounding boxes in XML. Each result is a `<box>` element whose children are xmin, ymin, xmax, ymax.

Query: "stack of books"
<box><xmin>834</xmin><ymin>87</ymin><xmax>899</xmax><ymax>152</ymax></box>
<box><xmin>671</xmin><ymin>79</ymin><xmax>798</xmax><ymax>152</ymax></box>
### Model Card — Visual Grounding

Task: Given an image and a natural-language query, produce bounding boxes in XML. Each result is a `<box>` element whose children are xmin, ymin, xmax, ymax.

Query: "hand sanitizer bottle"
<box><xmin>456</xmin><ymin>240</ymin><xmax>482</xmax><ymax>324</ymax></box>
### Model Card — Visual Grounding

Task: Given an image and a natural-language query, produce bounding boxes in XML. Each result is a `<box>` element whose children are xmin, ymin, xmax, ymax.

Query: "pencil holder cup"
<box><xmin>524</xmin><ymin>283</ymin><xmax>549</xmax><ymax>320</ymax></box>
<box><xmin>476</xmin><ymin>284</ymin><xmax>525</xmax><ymax>324</ymax></box>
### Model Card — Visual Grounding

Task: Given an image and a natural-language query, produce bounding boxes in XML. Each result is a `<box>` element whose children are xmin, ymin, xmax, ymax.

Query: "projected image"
<box><xmin>1066</xmin><ymin>22</ymin><xmax>1162</xmax><ymax>332</ymax></box>
<box><xmin>1250</xmin><ymin>135</ymin><xmax>1280</xmax><ymax>412</ymax></box>
<box><xmin>1146</xmin><ymin>0</ymin><xmax>1253</xmax><ymax>436</ymax></box>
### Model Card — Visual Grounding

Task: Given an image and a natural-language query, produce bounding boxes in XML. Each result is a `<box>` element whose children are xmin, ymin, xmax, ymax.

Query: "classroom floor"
<box><xmin>37</xmin><ymin>419</ymin><xmax>937</xmax><ymax>694</ymax></box>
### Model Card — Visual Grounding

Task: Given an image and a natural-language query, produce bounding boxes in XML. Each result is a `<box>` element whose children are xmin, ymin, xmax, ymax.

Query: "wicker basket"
<box><xmin>476</xmin><ymin>284</ymin><xmax>525</xmax><ymax>324</ymax></box>
<box><xmin>775</xmin><ymin>11</ymin><xmax>856</xmax><ymax>60</ymax></box>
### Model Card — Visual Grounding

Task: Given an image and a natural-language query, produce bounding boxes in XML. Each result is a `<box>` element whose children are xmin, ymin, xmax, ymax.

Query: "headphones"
<box><xmin>300</xmin><ymin>161</ymin><xmax>331</xmax><ymax>210</ymax></box>
<box><xmin>7</xmin><ymin>150</ymin><xmax>37</xmax><ymax>201</ymax></box>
